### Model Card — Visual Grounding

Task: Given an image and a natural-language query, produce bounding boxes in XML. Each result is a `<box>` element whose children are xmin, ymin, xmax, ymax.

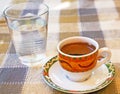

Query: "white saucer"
<box><xmin>42</xmin><ymin>56</ymin><xmax>115</xmax><ymax>93</ymax></box>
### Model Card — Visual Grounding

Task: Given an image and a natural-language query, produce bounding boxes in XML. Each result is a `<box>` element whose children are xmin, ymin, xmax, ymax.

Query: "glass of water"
<box><xmin>4</xmin><ymin>2</ymin><xmax>49</xmax><ymax>67</ymax></box>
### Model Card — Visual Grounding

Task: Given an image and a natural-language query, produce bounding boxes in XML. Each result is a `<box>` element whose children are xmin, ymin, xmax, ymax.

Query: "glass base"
<box><xmin>19</xmin><ymin>54</ymin><xmax>47</xmax><ymax>67</ymax></box>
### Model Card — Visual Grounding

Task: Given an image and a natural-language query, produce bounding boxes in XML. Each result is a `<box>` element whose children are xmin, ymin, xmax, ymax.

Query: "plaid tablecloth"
<box><xmin>0</xmin><ymin>0</ymin><xmax>120</xmax><ymax>94</ymax></box>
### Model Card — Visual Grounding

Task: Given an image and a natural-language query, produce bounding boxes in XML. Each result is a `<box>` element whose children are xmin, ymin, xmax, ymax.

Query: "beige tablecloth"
<box><xmin>0</xmin><ymin>0</ymin><xmax>120</xmax><ymax>94</ymax></box>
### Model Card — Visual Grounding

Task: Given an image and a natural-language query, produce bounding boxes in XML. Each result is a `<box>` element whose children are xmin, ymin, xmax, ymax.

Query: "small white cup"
<box><xmin>57</xmin><ymin>36</ymin><xmax>111</xmax><ymax>82</ymax></box>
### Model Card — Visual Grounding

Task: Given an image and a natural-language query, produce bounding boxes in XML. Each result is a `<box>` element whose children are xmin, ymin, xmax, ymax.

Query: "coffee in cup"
<box><xmin>57</xmin><ymin>36</ymin><xmax>111</xmax><ymax>82</ymax></box>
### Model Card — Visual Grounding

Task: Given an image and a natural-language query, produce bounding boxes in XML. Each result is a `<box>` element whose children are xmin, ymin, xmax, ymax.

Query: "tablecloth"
<box><xmin>0</xmin><ymin>0</ymin><xmax>120</xmax><ymax>94</ymax></box>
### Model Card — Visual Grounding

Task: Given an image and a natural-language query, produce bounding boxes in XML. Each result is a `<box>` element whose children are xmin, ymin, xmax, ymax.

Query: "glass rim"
<box><xmin>3</xmin><ymin>2</ymin><xmax>49</xmax><ymax>19</ymax></box>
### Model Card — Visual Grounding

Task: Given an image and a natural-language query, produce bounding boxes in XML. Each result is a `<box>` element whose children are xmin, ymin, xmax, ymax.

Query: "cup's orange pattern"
<box><xmin>58</xmin><ymin>51</ymin><xmax>98</xmax><ymax>72</ymax></box>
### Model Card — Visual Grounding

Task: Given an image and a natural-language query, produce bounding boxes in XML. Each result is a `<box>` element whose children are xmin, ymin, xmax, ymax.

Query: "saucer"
<box><xmin>42</xmin><ymin>56</ymin><xmax>115</xmax><ymax>93</ymax></box>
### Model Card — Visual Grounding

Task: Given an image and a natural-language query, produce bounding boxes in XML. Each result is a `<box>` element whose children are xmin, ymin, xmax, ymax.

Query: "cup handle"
<box><xmin>93</xmin><ymin>47</ymin><xmax>111</xmax><ymax>70</ymax></box>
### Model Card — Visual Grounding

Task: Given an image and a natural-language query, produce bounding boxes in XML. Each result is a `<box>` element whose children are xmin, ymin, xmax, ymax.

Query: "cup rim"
<box><xmin>57</xmin><ymin>36</ymin><xmax>99</xmax><ymax>58</ymax></box>
<box><xmin>3</xmin><ymin>2</ymin><xmax>49</xmax><ymax>19</ymax></box>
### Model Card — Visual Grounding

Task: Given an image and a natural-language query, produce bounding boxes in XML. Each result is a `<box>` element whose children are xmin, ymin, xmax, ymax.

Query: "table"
<box><xmin>0</xmin><ymin>0</ymin><xmax>120</xmax><ymax>94</ymax></box>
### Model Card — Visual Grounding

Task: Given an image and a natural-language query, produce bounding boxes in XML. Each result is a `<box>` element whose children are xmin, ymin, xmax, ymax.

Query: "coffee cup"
<box><xmin>57</xmin><ymin>36</ymin><xmax>111</xmax><ymax>82</ymax></box>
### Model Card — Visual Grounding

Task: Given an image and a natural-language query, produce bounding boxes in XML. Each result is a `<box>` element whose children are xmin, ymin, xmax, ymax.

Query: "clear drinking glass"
<box><xmin>4</xmin><ymin>2</ymin><xmax>49</xmax><ymax>67</ymax></box>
